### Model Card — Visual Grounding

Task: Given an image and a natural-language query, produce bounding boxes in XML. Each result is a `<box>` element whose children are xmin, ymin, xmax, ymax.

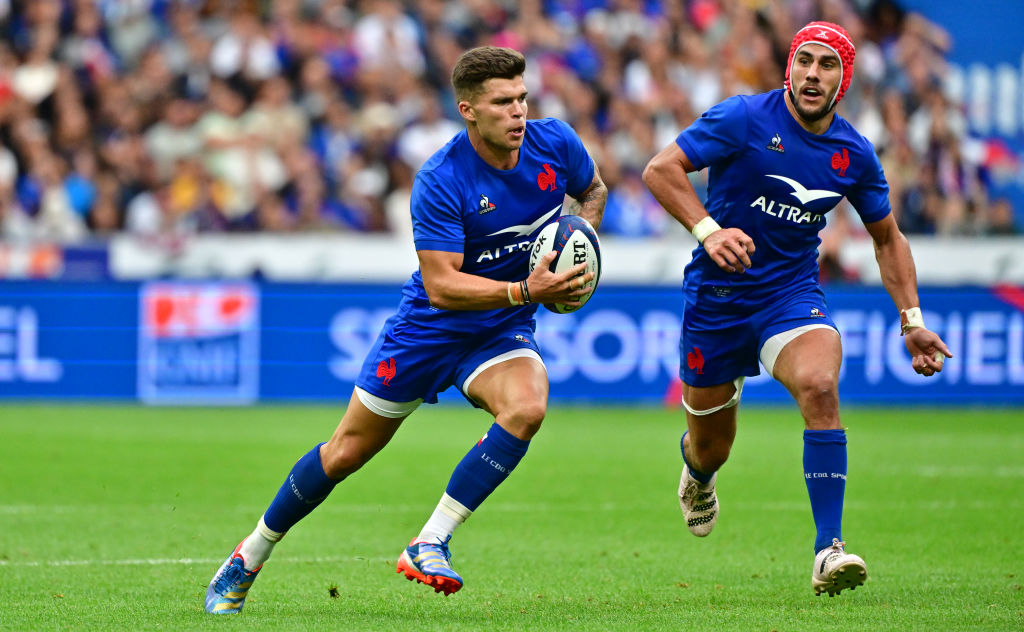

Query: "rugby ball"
<box><xmin>528</xmin><ymin>214</ymin><xmax>601</xmax><ymax>313</ymax></box>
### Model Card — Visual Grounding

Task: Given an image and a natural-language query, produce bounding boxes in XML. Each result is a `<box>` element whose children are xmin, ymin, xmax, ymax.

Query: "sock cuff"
<box><xmin>438</xmin><ymin>492</ymin><xmax>473</xmax><ymax>521</ymax></box>
<box><xmin>309</xmin><ymin>442</ymin><xmax>332</xmax><ymax>481</ymax></box>
<box><xmin>484</xmin><ymin>422</ymin><xmax>530</xmax><ymax>456</ymax></box>
<box><xmin>803</xmin><ymin>429</ymin><xmax>847</xmax><ymax>445</ymax></box>
<box><xmin>256</xmin><ymin>515</ymin><xmax>285</xmax><ymax>542</ymax></box>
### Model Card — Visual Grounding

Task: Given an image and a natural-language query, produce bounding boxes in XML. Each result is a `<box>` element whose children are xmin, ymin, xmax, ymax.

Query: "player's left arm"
<box><xmin>564</xmin><ymin>159</ymin><xmax>607</xmax><ymax>230</ymax></box>
<box><xmin>863</xmin><ymin>213</ymin><xmax>953</xmax><ymax>376</ymax></box>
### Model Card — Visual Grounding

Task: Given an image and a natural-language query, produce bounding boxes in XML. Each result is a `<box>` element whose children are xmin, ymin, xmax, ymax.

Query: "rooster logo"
<box><xmin>376</xmin><ymin>357</ymin><xmax>397</xmax><ymax>386</ymax></box>
<box><xmin>831</xmin><ymin>148</ymin><xmax>850</xmax><ymax>177</ymax></box>
<box><xmin>537</xmin><ymin>163</ymin><xmax>557</xmax><ymax>191</ymax></box>
<box><xmin>686</xmin><ymin>347</ymin><xmax>705</xmax><ymax>375</ymax></box>
<box><xmin>478</xmin><ymin>194</ymin><xmax>496</xmax><ymax>214</ymax></box>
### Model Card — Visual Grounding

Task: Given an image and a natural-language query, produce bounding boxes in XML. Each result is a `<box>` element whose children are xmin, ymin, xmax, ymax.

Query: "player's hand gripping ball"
<box><xmin>528</xmin><ymin>214</ymin><xmax>601</xmax><ymax>313</ymax></box>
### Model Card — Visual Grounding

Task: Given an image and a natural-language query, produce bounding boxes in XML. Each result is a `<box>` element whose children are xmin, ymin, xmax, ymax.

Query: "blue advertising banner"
<box><xmin>1</xmin><ymin>280</ymin><xmax>1022</xmax><ymax>406</ymax></box>
<box><xmin>0</xmin><ymin>282</ymin><xmax>138</xmax><ymax>399</ymax></box>
<box><xmin>258</xmin><ymin>284</ymin><xmax>397</xmax><ymax>402</ymax></box>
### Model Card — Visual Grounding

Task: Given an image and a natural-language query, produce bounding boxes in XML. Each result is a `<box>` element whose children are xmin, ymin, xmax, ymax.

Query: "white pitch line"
<box><xmin>1</xmin><ymin>496</ymin><xmax>1019</xmax><ymax>518</ymax></box>
<box><xmin>0</xmin><ymin>556</ymin><xmax>392</xmax><ymax>568</ymax></box>
<box><xmin>0</xmin><ymin>502</ymin><xmax>642</xmax><ymax>515</ymax></box>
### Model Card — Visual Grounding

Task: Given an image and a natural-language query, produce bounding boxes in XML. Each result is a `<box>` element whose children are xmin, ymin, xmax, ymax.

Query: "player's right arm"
<box><xmin>642</xmin><ymin>142</ymin><xmax>755</xmax><ymax>274</ymax></box>
<box><xmin>418</xmin><ymin>249</ymin><xmax>592</xmax><ymax>311</ymax></box>
<box><xmin>862</xmin><ymin>212</ymin><xmax>952</xmax><ymax>376</ymax></box>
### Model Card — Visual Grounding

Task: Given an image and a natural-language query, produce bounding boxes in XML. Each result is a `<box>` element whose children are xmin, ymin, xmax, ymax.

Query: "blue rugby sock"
<box><xmin>445</xmin><ymin>423</ymin><xmax>529</xmax><ymax>511</ymax></box>
<box><xmin>262</xmin><ymin>443</ymin><xmax>340</xmax><ymax>533</ymax></box>
<box><xmin>803</xmin><ymin>429</ymin><xmax>847</xmax><ymax>553</ymax></box>
<box><xmin>681</xmin><ymin>431</ymin><xmax>714</xmax><ymax>484</ymax></box>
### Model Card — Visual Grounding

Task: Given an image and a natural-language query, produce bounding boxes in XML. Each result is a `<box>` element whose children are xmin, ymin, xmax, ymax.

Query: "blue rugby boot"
<box><xmin>396</xmin><ymin>536</ymin><xmax>463</xmax><ymax>595</ymax></box>
<box><xmin>205</xmin><ymin>540</ymin><xmax>262</xmax><ymax>614</ymax></box>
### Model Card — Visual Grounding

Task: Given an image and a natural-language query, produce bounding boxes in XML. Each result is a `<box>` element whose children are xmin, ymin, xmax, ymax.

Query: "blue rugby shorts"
<box><xmin>355</xmin><ymin>313</ymin><xmax>543</xmax><ymax>406</ymax></box>
<box><xmin>679</xmin><ymin>283</ymin><xmax>837</xmax><ymax>387</ymax></box>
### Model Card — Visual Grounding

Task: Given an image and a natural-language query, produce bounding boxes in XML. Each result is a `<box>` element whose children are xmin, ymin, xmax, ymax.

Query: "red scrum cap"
<box><xmin>784</xmin><ymin>21</ymin><xmax>856</xmax><ymax>109</ymax></box>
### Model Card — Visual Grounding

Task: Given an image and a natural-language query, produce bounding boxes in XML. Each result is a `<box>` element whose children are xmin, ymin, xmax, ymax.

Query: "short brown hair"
<box><xmin>451</xmin><ymin>46</ymin><xmax>526</xmax><ymax>103</ymax></box>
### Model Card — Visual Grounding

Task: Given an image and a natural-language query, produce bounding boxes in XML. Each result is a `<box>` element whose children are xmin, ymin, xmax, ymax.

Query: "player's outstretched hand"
<box><xmin>703</xmin><ymin>228</ymin><xmax>755</xmax><ymax>273</ymax></box>
<box><xmin>904</xmin><ymin>328</ymin><xmax>953</xmax><ymax>377</ymax></box>
<box><xmin>526</xmin><ymin>251</ymin><xmax>594</xmax><ymax>307</ymax></box>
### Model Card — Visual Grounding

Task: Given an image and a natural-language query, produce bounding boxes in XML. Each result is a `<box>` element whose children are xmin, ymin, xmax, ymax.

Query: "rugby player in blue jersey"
<box><xmin>643</xmin><ymin>21</ymin><xmax>951</xmax><ymax>596</ymax></box>
<box><xmin>205</xmin><ymin>46</ymin><xmax>606</xmax><ymax>613</ymax></box>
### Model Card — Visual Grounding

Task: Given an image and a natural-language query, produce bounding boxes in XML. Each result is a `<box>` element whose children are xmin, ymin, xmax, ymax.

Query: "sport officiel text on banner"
<box><xmin>0</xmin><ymin>282</ymin><xmax>1022</xmax><ymax>405</ymax></box>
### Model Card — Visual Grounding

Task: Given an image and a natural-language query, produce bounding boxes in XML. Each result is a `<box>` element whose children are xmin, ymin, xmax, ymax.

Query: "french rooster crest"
<box><xmin>831</xmin><ymin>148</ymin><xmax>850</xmax><ymax>177</ymax></box>
<box><xmin>376</xmin><ymin>357</ymin><xmax>397</xmax><ymax>385</ymax></box>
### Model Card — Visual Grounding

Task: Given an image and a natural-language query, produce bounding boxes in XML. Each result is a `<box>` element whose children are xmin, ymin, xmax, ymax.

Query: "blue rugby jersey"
<box><xmin>676</xmin><ymin>89</ymin><xmax>891</xmax><ymax>304</ymax></box>
<box><xmin>400</xmin><ymin>118</ymin><xmax>594</xmax><ymax>331</ymax></box>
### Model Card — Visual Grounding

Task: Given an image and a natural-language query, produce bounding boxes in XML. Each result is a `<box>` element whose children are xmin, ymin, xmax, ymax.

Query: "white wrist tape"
<box><xmin>691</xmin><ymin>216</ymin><xmax>722</xmax><ymax>244</ymax></box>
<box><xmin>900</xmin><ymin>306</ymin><xmax>925</xmax><ymax>335</ymax></box>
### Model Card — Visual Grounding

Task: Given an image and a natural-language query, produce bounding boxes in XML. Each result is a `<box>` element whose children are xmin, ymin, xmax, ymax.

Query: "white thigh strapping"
<box><xmin>461</xmin><ymin>348</ymin><xmax>545</xmax><ymax>395</ymax></box>
<box><xmin>759</xmin><ymin>323</ymin><xmax>837</xmax><ymax>378</ymax></box>
<box><xmin>354</xmin><ymin>386</ymin><xmax>422</xmax><ymax>419</ymax></box>
<box><xmin>681</xmin><ymin>376</ymin><xmax>746</xmax><ymax>416</ymax></box>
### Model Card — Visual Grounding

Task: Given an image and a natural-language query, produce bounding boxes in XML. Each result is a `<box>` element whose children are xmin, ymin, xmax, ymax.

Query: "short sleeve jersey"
<box><xmin>399</xmin><ymin>118</ymin><xmax>594</xmax><ymax>331</ymax></box>
<box><xmin>675</xmin><ymin>89</ymin><xmax>891</xmax><ymax>302</ymax></box>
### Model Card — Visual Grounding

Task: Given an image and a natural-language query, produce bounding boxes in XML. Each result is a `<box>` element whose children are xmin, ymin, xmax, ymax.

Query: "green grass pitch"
<box><xmin>1</xmin><ymin>404</ymin><xmax>1021</xmax><ymax>631</ymax></box>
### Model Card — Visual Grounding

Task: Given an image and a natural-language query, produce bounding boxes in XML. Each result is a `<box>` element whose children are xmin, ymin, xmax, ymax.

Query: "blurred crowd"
<box><xmin>0</xmin><ymin>0</ymin><xmax>1017</xmax><ymax>250</ymax></box>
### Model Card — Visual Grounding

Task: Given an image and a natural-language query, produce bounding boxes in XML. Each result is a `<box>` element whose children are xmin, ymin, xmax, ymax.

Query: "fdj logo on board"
<box><xmin>138</xmin><ymin>283</ymin><xmax>259</xmax><ymax>405</ymax></box>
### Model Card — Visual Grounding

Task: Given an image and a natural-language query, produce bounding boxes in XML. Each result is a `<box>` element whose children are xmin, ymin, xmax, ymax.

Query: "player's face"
<box><xmin>462</xmin><ymin>76</ymin><xmax>529</xmax><ymax>153</ymax></box>
<box><xmin>789</xmin><ymin>44</ymin><xmax>842</xmax><ymax>122</ymax></box>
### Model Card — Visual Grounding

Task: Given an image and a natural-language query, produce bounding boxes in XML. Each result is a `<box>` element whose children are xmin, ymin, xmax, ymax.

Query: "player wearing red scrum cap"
<box><xmin>644</xmin><ymin>21</ymin><xmax>952</xmax><ymax>596</ymax></box>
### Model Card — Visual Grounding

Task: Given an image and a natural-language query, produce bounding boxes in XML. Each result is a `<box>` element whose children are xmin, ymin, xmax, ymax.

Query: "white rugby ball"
<box><xmin>528</xmin><ymin>214</ymin><xmax>601</xmax><ymax>313</ymax></box>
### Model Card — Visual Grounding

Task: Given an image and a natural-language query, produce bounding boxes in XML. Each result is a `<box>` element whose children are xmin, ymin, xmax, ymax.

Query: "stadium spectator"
<box><xmin>11</xmin><ymin>22</ymin><xmax>60</xmax><ymax>107</ymax></box>
<box><xmin>987</xmin><ymin>197</ymin><xmax>1019</xmax><ymax>236</ymax></box>
<box><xmin>144</xmin><ymin>96</ymin><xmax>201</xmax><ymax>181</ymax></box>
<box><xmin>244</xmin><ymin>76</ymin><xmax>310</xmax><ymax>155</ymax></box>
<box><xmin>396</xmin><ymin>86</ymin><xmax>461</xmax><ymax>170</ymax></box>
<box><xmin>209</xmin><ymin>7</ymin><xmax>282</xmax><ymax>83</ymax></box>
<box><xmin>0</xmin><ymin>144</ymin><xmax>32</xmax><ymax>239</ymax></box>
<box><xmin>89</xmin><ymin>168</ymin><xmax>124</xmax><ymax>234</ymax></box>
<box><xmin>353</xmin><ymin>0</ymin><xmax>426</xmax><ymax>77</ymax></box>
<box><xmin>602</xmin><ymin>168</ymin><xmax>668</xmax><ymax>237</ymax></box>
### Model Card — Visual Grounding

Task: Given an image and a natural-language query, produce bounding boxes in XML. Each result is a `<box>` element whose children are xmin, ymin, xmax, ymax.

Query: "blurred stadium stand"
<box><xmin>0</xmin><ymin>0</ymin><xmax>1020</xmax><ymax>280</ymax></box>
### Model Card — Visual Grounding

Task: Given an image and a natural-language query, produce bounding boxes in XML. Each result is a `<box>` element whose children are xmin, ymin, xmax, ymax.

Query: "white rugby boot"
<box><xmin>812</xmin><ymin>538</ymin><xmax>867</xmax><ymax>596</ymax></box>
<box><xmin>678</xmin><ymin>463</ymin><xmax>718</xmax><ymax>536</ymax></box>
